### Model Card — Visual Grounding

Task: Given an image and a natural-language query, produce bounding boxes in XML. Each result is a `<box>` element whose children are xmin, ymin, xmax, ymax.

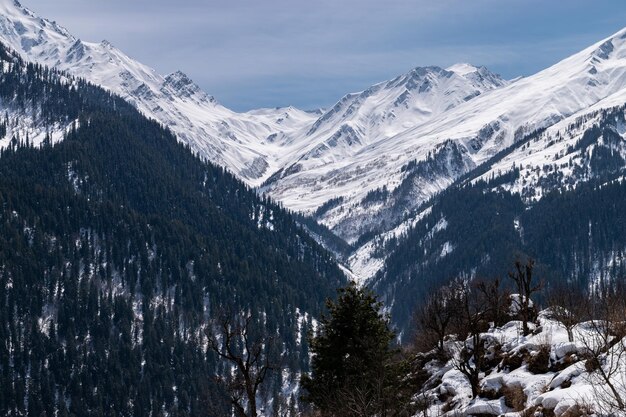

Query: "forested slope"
<box><xmin>0</xmin><ymin>42</ymin><xmax>345</xmax><ymax>416</ymax></box>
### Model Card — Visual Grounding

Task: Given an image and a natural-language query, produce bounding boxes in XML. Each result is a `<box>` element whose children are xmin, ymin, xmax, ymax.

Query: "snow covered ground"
<box><xmin>419</xmin><ymin>310</ymin><xmax>626</xmax><ymax>416</ymax></box>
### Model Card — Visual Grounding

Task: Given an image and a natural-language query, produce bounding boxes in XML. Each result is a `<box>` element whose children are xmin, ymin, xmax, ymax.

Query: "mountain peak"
<box><xmin>0</xmin><ymin>0</ymin><xmax>76</xmax><ymax>56</ymax></box>
<box><xmin>167</xmin><ymin>70</ymin><xmax>190</xmax><ymax>81</ymax></box>
<box><xmin>446</xmin><ymin>63</ymin><xmax>480</xmax><ymax>76</ymax></box>
<box><xmin>162</xmin><ymin>70</ymin><xmax>216</xmax><ymax>104</ymax></box>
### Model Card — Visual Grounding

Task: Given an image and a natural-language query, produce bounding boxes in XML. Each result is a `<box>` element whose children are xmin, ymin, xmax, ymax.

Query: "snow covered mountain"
<box><xmin>0</xmin><ymin>0</ymin><xmax>508</xmax><ymax>233</ymax></box>
<box><xmin>0</xmin><ymin>0</ymin><xmax>318</xmax><ymax>183</ymax></box>
<box><xmin>5</xmin><ymin>0</ymin><xmax>626</xmax><ymax>285</ymax></box>
<box><xmin>264</xmin><ymin>27</ymin><xmax>626</xmax><ymax>252</ymax></box>
<box><xmin>261</xmin><ymin>64</ymin><xmax>506</xmax><ymax>213</ymax></box>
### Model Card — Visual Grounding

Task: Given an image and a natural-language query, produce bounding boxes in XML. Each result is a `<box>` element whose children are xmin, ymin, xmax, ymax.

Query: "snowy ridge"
<box><xmin>0</xmin><ymin>42</ymin><xmax>76</xmax><ymax>149</ymax></box>
<box><xmin>474</xmin><ymin>96</ymin><xmax>626</xmax><ymax>202</ymax></box>
<box><xmin>5</xmin><ymin>0</ymin><xmax>626</xmax><ymax>282</ymax></box>
<box><xmin>0</xmin><ymin>0</ymin><xmax>317</xmax><ymax>183</ymax></box>
<box><xmin>265</xmin><ymin>27</ymin><xmax>626</xmax><ymax>251</ymax></box>
<box><xmin>262</xmin><ymin>65</ymin><xmax>506</xmax><ymax>213</ymax></box>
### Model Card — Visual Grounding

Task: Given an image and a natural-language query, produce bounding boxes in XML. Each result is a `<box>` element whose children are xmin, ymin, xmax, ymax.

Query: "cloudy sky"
<box><xmin>23</xmin><ymin>0</ymin><xmax>626</xmax><ymax>111</ymax></box>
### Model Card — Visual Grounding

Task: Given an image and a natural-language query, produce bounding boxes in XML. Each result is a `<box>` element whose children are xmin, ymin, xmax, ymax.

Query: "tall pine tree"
<box><xmin>302</xmin><ymin>283</ymin><xmax>409</xmax><ymax>417</ymax></box>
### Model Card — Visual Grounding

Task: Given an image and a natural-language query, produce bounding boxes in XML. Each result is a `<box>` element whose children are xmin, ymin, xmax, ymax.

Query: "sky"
<box><xmin>22</xmin><ymin>0</ymin><xmax>626</xmax><ymax>111</ymax></box>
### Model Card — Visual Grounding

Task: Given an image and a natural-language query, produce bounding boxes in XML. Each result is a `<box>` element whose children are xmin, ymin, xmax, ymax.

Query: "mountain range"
<box><xmin>4</xmin><ymin>1</ymin><xmax>626</xmax><ymax>415</ymax></box>
<box><xmin>3</xmin><ymin>0</ymin><xmax>626</xmax><ymax>330</ymax></box>
<box><xmin>0</xmin><ymin>18</ymin><xmax>345</xmax><ymax>416</ymax></box>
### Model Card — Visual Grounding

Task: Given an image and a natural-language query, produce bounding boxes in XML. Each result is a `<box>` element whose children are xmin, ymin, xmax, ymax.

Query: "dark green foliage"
<box><xmin>302</xmin><ymin>283</ymin><xmax>413</xmax><ymax>417</ymax></box>
<box><xmin>0</xmin><ymin>41</ymin><xmax>345</xmax><ymax>416</ymax></box>
<box><xmin>361</xmin><ymin>186</ymin><xmax>390</xmax><ymax>205</ymax></box>
<box><xmin>375</xmin><ymin>173</ymin><xmax>626</xmax><ymax>334</ymax></box>
<box><xmin>293</xmin><ymin>212</ymin><xmax>353</xmax><ymax>260</ymax></box>
<box><xmin>590</xmin><ymin>142</ymin><xmax>625</xmax><ymax>177</ymax></box>
<box><xmin>314</xmin><ymin>196</ymin><xmax>345</xmax><ymax>217</ymax></box>
<box><xmin>373</xmin><ymin>106</ymin><xmax>626</xmax><ymax>336</ymax></box>
<box><xmin>373</xmin><ymin>185</ymin><xmax>524</xmax><ymax>334</ymax></box>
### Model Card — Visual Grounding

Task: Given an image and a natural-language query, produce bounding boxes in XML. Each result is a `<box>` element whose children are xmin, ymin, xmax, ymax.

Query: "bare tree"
<box><xmin>508</xmin><ymin>259</ymin><xmax>541</xmax><ymax>336</ymax></box>
<box><xmin>414</xmin><ymin>284</ymin><xmax>461</xmax><ymax>353</ymax></box>
<box><xmin>546</xmin><ymin>285</ymin><xmax>587</xmax><ymax>343</ymax></box>
<box><xmin>579</xmin><ymin>289</ymin><xmax>626</xmax><ymax>414</ymax></box>
<box><xmin>475</xmin><ymin>277</ymin><xmax>511</xmax><ymax>328</ymax></box>
<box><xmin>206</xmin><ymin>312</ymin><xmax>274</xmax><ymax>417</ymax></box>
<box><xmin>450</xmin><ymin>280</ymin><xmax>490</xmax><ymax>398</ymax></box>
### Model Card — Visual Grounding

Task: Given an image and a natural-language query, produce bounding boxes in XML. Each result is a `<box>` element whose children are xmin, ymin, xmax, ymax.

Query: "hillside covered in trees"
<box><xmin>0</xmin><ymin>42</ymin><xmax>346</xmax><ymax>416</ymax></box>
<box><xmin>372</xmin><ymin>148</ymin><xmax>626</xmax><ymax>336</ymax></box>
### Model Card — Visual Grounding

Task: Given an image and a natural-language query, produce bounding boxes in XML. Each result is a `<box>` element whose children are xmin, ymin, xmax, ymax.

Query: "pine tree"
<box><xmin>301</xmin><ymin>283</ymin><xmax>399</xmax><ymax>417</ymax></box>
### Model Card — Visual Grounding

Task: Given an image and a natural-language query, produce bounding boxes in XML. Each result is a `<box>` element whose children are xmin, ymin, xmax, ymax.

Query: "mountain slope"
<box><xmin>0</xmin><ymin>0</ymin><xmax>318</xmax><ymax>184</ymax></box>
<box><xmin>261</xmin><ymin>65</ymin><xmax>506</xmax><ymax>214</ymax></box>
<box><xmin>264</xmin><ymin>27</ymin><xmax>626</xmax><ymax>248</ymax></box>
<box><xmin>0</xmin><ymin>41</ymin><xmax>345</xmax><ymax>416</ymax></box>
<box><xmin>371</xmin><ymin>123</ymin><xmax>626</xmax><ymax>333</ymax></box>
<box><xmin>5</xmin><ymin>0</ymin><xmax>626</xmax><ymax>254</ymax></box>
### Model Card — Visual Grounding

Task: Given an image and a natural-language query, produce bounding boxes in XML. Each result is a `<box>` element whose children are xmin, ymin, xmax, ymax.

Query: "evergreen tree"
<box><xmin>302</xmin><ymin>283</ymin><xmax>407</xmax><ymax>417</ymax></box>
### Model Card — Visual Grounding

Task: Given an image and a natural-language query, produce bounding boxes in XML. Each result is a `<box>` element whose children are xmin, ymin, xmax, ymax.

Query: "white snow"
<box><xmin>0</xmin><ymin>0</ymin><xmax>317</xmax><ymax>183</ymax></box>
<box><xmin>419</xmin><ymin>310</ymin><xmax>626</xmax><ymax>416</ymax></box>
<box><xmin>263</xmin><ymin>26</ymin><xmax>626</xmax><ymax>247</ymax></box>
<box><xmin>4</xmin><ymin>0</ymin><xmax>626</xmax><ymax>278</ymax></box>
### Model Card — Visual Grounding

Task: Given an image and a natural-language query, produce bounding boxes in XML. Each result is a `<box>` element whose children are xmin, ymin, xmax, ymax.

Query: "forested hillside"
<box><xmin>0</xmin><ymin>42</ymin><xmax>345</xmax><ymax>416</ymax></box>
<box><xmin>373</xmin><ymin>164</ymin><xmax>626</xmax><ymax>336</ymax></box>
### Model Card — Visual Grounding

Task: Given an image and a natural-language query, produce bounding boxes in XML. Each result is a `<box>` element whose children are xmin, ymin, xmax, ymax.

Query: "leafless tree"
<box><xmin>545</xmin><ymin>284</ymin><xmax>587</xmax><ymax>343</ymax></box>
<box><xmin>508</xmin><ymin>259</ymin><xmax>541</xmax><ymax>336</ymax></box>
<box><xmin>579</xmin><ymin>289</ymin><xmax>626</xmax><ymax>414</ymax></box>
<box><xmin>449</xmin><ymin>280</ymin><xmax>490</xmax><ymax>398</ymax></box>
<box><xmin>475</xmin><ymin>277</ymin><xmax>511</xmax><ymax>328</ymax></box>
<box><xmin>206</xmin><ymin>312</ymin><xmax>275</xmax><ymax>417</ymax></box>
<box><xmin>414</xmin><ymin>283</ymin><xmax>462</xmax><ymax>353</ymax></box>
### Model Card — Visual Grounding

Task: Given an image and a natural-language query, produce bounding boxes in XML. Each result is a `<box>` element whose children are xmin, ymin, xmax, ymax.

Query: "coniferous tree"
<box><xmin>302</xmin><ymin>283</ymin><xmax>410</xmax><ymax>417</ymax></box>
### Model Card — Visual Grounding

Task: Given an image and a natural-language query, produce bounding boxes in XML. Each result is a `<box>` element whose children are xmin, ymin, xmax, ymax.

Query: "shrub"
<box><xmin>561</xmin><ymin>402</ymin><xmax>594</xmax><ymax>417</ymax></box>
<box><xmin>584</xmin><ymin>357</ymin><xmax>600</xmax><ymax>373</ymax></box>
<box><xmin>501</xmin><ymin>351</ymin><xmax>524</xmax><ymax>371</ymax></box>
<box><xmin>521</xmin><ymin>406</ymin><xmax>538</xmax><ymax>417</ymax></box>
<box><xmin>502</xmin><ymin>384</ymin><xmax>527</xmax><ymax>411</ymax></box>
<box><xmin>527</xmin><ymin>345</ymin><xmax>551</xmax><ymax>374</ymax></box>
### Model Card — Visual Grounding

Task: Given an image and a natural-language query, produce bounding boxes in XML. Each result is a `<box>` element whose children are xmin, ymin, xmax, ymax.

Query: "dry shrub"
<box><xmin>437</xmin><ymin>388</ymin><xmax>452</xmax><ymax>404</ymax></box>
<box><xmin>441</xmin><ymin>398</ymin><xmax>458</xmax><ymax>413</ymax></box>
<box><xmin>479</xmin><ymin>386</ymin><xmax>501</xmax><ymax>400</ymax></box>
<box><xmin>527</xmin><ymin>345</ymin><xmax>551</xmax><ymax>374</ymax></box>
<box><xmin>584</xmin><ymin>357</ymin><xmax>600</xmax><ymax>373</ymax></box>
<box><xmin>485</xmin><ymin>343</ymin><xmax>505</xmax><ymax>370</ymax></box>
<box><xmin>414</xmin><ymin>394</ymin><xmax>431</xmax><ymax>415</ymax></box>
<box><xmin>412</xmin><ymin>329</ymin><xmax>440</xmax><ymax>353</ymax></box>
<box><xmin>501</xmin><ymin>351</ymin><xmax>524</xmax><ymax>371</ymax></box>
<box><xmin>553</xmin><ymin>352</ymin><xmax>578</xmax><ymax>372</ymax></box>
<box><xmin>561</xmin><ymin>402</ymin><xmax>594</xmax><ymax>417</ymax></box>
<box><xmin>502</xmin><ymin>384</ymin><xmax>527</xmax><ymax>411</ymax></box>
<box><xmin>520</xmin><ymin>405</ymin><xmax>538</xmax><ymax>417</ymax></box>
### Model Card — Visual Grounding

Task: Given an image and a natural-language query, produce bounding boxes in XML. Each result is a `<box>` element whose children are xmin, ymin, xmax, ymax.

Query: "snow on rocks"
<box><xmin>416</xmin><ymin>309</ymin><xmax>626</xmax><ymax>416</ymax></box>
